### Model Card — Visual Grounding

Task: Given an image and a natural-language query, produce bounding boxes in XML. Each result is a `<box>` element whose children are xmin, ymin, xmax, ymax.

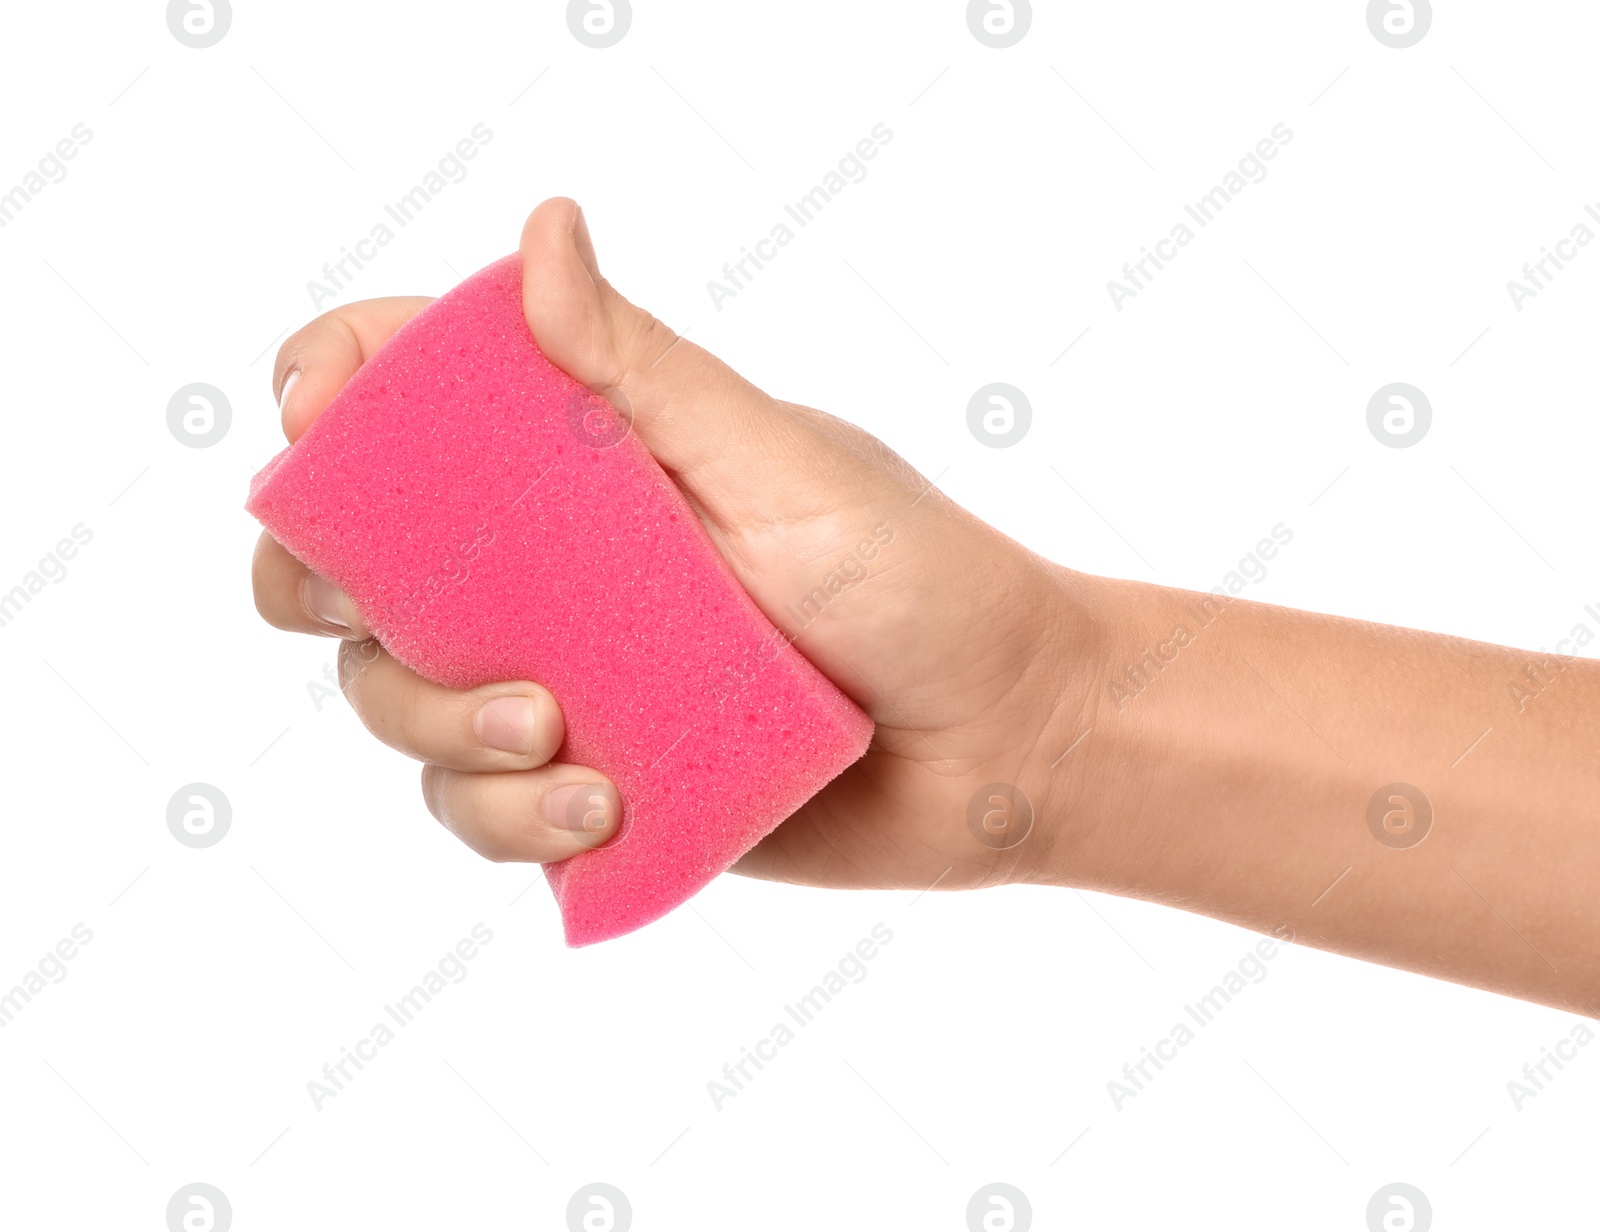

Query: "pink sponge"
<box><xmin>247</xmin><ymin>255</ymin><xmax>873</xmax><ymax>946</ymax></box>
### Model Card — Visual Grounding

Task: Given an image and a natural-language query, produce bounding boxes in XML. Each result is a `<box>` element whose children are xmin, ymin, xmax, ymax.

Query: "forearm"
<box><xmin>1036</xmin><ymin>568</ymin><xmax>1600</xmax><ymax>1013</ymax></box>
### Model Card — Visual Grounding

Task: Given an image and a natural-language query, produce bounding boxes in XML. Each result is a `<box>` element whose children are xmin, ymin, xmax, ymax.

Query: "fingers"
<box><xmin>334</xmin><ymin>639</ymin><xmax>619</xmax><ymax>861</ymax></box>
<box><xmin>259</xmin><ymin>282</ymin><xmax>625</xmax><ymax>869</ymax></box>
<box><xmin>257</xmin><ymin>297</ymin><xmax>433</xmax><ymax>638</ymax></box>
<box><xmin>252</xmin><ymin>531</ymin><xmax>371</xmax><ymax>639</ymax></box>
<box><xmin>273</xmin><ymin>296</ymin><xmax>434</xmax><ymax>442</ymax></box>
<box><xmin>259</xmin><ymin>296</ymin><xmax>436</xmax><ymax>626</ymax></box>
<box><xmin>422</xmin><ymin>763</ymin><xmax>622</xmax><ymax>863</ymax></box>
<box><xmin>338</xmin><ymin>640</ymin><xmax>565</xmax><ymax>773</ymax></box>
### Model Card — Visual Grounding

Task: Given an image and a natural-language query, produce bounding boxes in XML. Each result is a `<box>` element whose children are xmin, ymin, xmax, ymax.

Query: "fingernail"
<box><xmin>305</xmin><ymin>574</ymin><xmax>353</xmax><ymax>630</ymax></box>
<box><xmin>545</xmin><ymin>782</ymin><xmax>618</xmax><ymax>834</ymax></box>
<box><xmin>474</xmin><ymin>696</ymin><xmax>537</xmax><ymax>755</ymax></box>
<box><xmin>277</xmin><ymin>368</ymin><xmax>302</xmax><ymax>414</ymax></box>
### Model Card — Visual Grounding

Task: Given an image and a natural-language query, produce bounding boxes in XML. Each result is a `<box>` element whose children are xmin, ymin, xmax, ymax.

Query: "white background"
<box><xmin>1</xmin><ymin>1</ymin><xmax>1596</xmax><ymax>1228</ymax></box>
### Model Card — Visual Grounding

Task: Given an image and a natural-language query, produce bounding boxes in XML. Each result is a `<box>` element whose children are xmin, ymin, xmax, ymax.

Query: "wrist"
<box><xmin>1012</xmin><ymin>562</ymin><xmax>1118</xmax><ymax>889</ymax></box>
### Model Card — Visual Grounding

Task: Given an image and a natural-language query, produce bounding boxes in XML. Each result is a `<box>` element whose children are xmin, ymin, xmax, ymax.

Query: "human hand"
<box><xmin>251</xmin><ymin>198</ymin><xmax>1097</xmax><ymax>893</ymax></box>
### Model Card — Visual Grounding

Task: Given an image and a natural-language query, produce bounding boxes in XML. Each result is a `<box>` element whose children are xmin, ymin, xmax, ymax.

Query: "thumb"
<box><xmin>518</xmin><ymin>198</ymin><xmax>822</xmax><ymax>529</ymax></box>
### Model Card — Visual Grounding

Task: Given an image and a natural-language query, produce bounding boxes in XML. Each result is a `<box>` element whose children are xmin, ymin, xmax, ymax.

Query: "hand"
<box><xmin>252</xmin><ymin>198</ymin><xmax>1097</xmax><ymax>892</ymax></box>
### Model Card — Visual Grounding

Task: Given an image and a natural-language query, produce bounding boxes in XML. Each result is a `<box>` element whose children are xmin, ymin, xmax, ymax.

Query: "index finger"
<box><xmin>273</xmin><ymin>296</ymin><xmax>434</xmax><ymax>442</ymax></box>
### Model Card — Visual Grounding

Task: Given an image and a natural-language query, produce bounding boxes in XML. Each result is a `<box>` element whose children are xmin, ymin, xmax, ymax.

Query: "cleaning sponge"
<box><xmin>247</xmin><ymin>255</ymin><xmax>873</xmax><ymax>946</ymax></box>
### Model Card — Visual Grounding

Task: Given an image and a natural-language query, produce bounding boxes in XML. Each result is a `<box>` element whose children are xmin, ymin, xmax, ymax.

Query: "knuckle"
<box><xmin>479</xmin><ymin>837</ymin><xmax>521</xmax><ymax>865</ymax></box>
<box><xmin>390</xmin><ymin>671</ymin><xmax>426</xmax><ymax>746</ymax></box>
<box><xmin>343</xmin><ymin>647</ymin><xmax>411</xmax><ymax>754</ymax></box>
<box><xmin>251</xmin><ymin>573</ymin><xmax>274</xmax><ymax>623</ymax></box>
<box><xmin>425</xmin><ymin>770</ymin><xmax>528</xmax><ymax>864</ymax></box>
<box><xmin>419</xmin><ymin>764</ymin><xmax>447</xmax><ymax>820</ymax></box>
<box><xmin>401</xmin><ymin>677</ymin><xmax>476</xmax><ymax>768</ymax></box>
<box><xmin>279</xmin><ymin>310</ymin><xmax>357</xmax><ymax>370</ymax></box>
<box><xmin>474</xmin><ymin>799</ymin><xmax>529</xmax><ymax>865</ymax></box>
<box><xmin>336</xmin><ymin>638</ymin><xmax>379</xmax><ymax>701</ymax></box>
<box><xmin>250</xmin><ymin>537</ymin><xmax>290</xmax><ymax>626</ymax></box>
<box><xmin>473</xmin><ymin>816</ymin><xmax>524</xmax><ymax>864</ymax></box>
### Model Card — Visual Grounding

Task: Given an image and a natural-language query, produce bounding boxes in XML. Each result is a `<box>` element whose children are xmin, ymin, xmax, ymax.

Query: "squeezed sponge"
<box><xmin>247</xmin><ymin>255</ymin><xmax>873</xmax><ymax>946</ymax></box>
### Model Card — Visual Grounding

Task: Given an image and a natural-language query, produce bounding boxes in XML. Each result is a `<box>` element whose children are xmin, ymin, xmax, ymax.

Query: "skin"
<box><xmin>253</xmin><ymin>198</ymin><xmax>1600</xmax><ymax>1015</ymax></box>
